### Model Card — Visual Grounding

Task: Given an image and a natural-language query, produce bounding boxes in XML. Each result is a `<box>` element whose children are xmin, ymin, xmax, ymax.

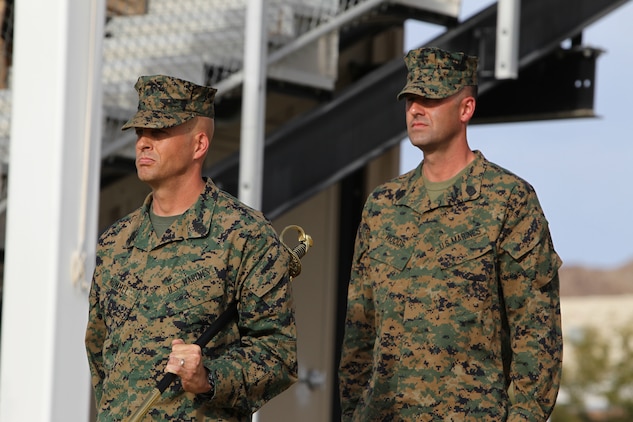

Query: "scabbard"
<box><xmin>128</xmin><ymin>389</ymin><xmax>161</xmax><ymax>422</ymax></box>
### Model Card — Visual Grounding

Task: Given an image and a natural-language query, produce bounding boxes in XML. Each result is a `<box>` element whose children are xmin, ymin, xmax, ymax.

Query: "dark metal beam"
<box><xmin>474</xmin><ymin>46</ymin><xmax>602</xmax><ymax>124</ymax></box>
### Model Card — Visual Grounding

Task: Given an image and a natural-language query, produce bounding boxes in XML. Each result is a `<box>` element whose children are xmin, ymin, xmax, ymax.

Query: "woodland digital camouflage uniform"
<box><xmin>338</xmin><ymin>151</ymin><xmax>562</xmax><ymax>421</ymax></box>
<box><xmin>85</xmin><ymin>179</ymin><xmax>298</xmax><ymax>421</ymax></box>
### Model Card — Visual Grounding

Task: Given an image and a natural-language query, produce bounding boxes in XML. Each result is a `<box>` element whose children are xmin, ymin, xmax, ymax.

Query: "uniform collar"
<box><xmin>397</xmin><ymin>150</ymin><xmax>487</xmax><ymax>214</ymax></box>
<box><xmin>124</xmin><ymin>178</ymin><xmax>218</xmax><ymax>251</ymax></box>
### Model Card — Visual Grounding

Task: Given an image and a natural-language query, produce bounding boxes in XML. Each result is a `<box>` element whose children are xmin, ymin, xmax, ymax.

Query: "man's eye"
<box><xmin>149</xmin><ymin>128</ymin><xmax>168</xmax><ymax>137</ymax></box>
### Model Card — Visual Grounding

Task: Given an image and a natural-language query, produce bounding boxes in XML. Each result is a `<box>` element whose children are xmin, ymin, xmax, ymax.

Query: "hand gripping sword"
<box><xmin>128</xmin><ymin>225</ymin><xmax>313</xmax><ymax>422</ymax></box>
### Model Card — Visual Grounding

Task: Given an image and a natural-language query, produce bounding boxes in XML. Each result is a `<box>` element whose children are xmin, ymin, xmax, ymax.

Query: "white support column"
<box><xmin>0</xmin><ymin>0</ymin><xmax>104</xmax><ymax>421</ymax></box>
<box><xmin>495</xmin><ymin>0</ymin><xmax>520</xmax><ymax>79</ymax></box>
<box><xmin>239</xmin><ymin>2</ymin><xmax>267</xmax><ymax>420</ymax></box>
<box><xmin>238</xmin><ymin>0</ymin><xmax>268</xmax><ymax>211</ymax></box>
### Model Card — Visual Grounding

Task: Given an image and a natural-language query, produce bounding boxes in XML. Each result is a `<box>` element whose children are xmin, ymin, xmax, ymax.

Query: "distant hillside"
<box><xmin>560</xmin><ymin>259</ymin><xmax>633</xmax><ymax>297</ymax></box>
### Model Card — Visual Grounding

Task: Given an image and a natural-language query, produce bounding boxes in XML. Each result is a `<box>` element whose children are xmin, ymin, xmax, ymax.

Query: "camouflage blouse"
<box><xmin>85</xmin><ymin>178</ymin><xmax>297</xmax><ymax>421</ymax></box>
<box><xmin>339</xmin><ymin>151</ymin><xmax>562</xmax><ymax>421</ymax></box>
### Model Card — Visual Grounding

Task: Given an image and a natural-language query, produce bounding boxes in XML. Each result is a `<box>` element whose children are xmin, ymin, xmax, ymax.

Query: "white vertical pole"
<box><xmin>238</xmin><ymin>0</ymin><xmax>268</xmax><ymax>211</ymax></box>
<box><xmin>240</xmin><ymin>2</ymin><xmax>267</xmax><ymax>420</ymax></box>
<box><xmin>495</xmin><ymin>0</ymin><xmax>520</xmax><ymax>79</ymax></box>
<box><xmin>0</xmin><ymin>0</ymin><xmax>104</xmax><ymax>421</ymax></box>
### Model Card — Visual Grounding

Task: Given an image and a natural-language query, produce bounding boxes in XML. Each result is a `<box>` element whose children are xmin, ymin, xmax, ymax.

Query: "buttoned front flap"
<box><xmin>161</xmin><ymin>268</ymin><xmax>228</xmax><ymax>318</ymax></box>
<box><xmin>436</xmin><ymin>227</ymin><xmax>492</xmax><ymax>270</ymax></box>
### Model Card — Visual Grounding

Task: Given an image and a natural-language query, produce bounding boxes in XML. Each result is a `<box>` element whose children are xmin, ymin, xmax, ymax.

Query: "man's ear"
<box><xmin>193</xmin><ymin>131</ymin><xmax>209</xmax><ymax>160</ymax></box>
<box><xmin>461</xmin><ymin>95</ymin><xmax>476</xmax><ymax>122</ymax></box>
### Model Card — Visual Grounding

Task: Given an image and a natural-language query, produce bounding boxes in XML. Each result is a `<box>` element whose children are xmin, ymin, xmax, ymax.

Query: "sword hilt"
<box><xmin>281</xmin><ymin>225</ymin><xmax>313</xmax><ymax>278</ymax></box>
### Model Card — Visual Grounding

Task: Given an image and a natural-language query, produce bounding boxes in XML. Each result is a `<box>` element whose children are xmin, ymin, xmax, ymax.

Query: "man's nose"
<box><xmin>136</xmin><ymin>133</ymin><xmax>151</xmax><ymax>149</ymax></box>
<box><xmin>408</xmin><ymin>101</ymin><xmax>425</xmax><ymax>115</ymax></box>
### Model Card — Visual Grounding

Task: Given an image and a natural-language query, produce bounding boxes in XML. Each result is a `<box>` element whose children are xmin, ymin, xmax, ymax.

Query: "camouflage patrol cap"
<box><xmin>122</xmin><ymin>75</ymin><xmax>217</xmax><ymax>130</ymax></box>
<box><xmin>397</xmin><ymin>47</ymin><xmax>478</xmax><ymax>100</ymax></box>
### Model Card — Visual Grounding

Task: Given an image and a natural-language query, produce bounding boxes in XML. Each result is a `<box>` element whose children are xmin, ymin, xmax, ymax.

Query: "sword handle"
<box><xmin>281</xmin><ymin>225</ymin><xmax>313</xmax><ymax>278</ymax></box>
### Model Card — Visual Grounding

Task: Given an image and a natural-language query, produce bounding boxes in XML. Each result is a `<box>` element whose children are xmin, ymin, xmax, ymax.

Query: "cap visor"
<box><xmin>121</xmin><ymin>110</ymin><xmax>194</xmax><ymax>130</ymax></box>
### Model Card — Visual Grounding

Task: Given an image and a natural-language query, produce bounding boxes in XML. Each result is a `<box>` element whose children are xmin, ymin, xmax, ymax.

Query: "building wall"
<box><xmin>561</xmin><ymin>294</ymin><xmax>633</xmax><ymax>369</ymax></box>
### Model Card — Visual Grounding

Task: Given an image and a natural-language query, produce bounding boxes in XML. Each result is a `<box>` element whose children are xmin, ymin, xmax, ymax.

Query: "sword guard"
<box><xmin>280</xmin><ymin>225</ymin><xmax>313</xmax><ymax>278</ymax></box>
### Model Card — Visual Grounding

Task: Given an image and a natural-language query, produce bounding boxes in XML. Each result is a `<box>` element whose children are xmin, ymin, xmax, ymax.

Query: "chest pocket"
<box><xmin>102</xmin><ymin>281</ymin><xmax>139</xmax><ymax>333</ymax></box>
<box><xmin>435</xmin><ymin>230</ymin><xmax>496</xmax><ymax>301</ymax></box>
<box><xmin>367</xmin><ymin>233</ymin><xmax>412</xmax><ymax>271</ymax></box>
<box><xmin>432</xmin><ymin>230</ymin><xmax>497</xmax><ymax>327</ymax></box>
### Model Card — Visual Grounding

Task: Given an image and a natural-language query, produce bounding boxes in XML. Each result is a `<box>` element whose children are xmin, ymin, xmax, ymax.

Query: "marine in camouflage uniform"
<box><xmin>85</xmin><ymin>75</ymin><xmax>297</xmax><ymax>421</ymax></box>
<box><xmin>338</xmin><ymin>48</ymin><xmax>562</xmax><ymax>421</ymax></box>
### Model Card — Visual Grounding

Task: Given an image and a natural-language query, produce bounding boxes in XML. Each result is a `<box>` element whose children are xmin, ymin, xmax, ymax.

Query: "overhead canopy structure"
<box><xmin>205</xmin><ymin>0</ymin><xmax>628</xmax><ymax>218</ymax></box>
<box><xmin>0</xmin><ymin>0</ymin><xmax>627</xmax><ymax>220</ymax></box>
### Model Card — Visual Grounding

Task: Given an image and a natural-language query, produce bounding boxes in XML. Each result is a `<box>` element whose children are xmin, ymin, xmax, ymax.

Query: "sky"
<box><xmin>400</xmin><ymin>0</ymin><xmax>633</xmax><ymax>269</ymax></box>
